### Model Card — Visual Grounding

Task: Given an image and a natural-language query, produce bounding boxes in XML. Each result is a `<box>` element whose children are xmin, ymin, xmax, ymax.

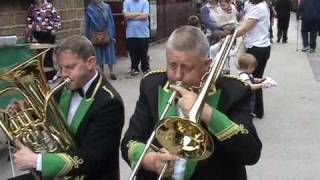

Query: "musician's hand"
<box><xmin>13</xmin><ymin>141</ymin><xmax>37</xmax><ymax>170</ymax></box>
<box><xmin>6</xmin><ymin>100</ymin><xmax>28</xmax><ymax>114</ymax></box>
<box><xmin>170</xmin><ymin>85</ymin><xmax>197</xmax><ymax>116</ymax></box>
<box><xmin>222</xmin><ymin>27</ymin><xmax>232</xmax><ymax>35</ymax></box>
<box><xmin>170</xmin><ymin>85</ymin><xmax>213</xmax><ymax>124</ymax></box>
<box><xmin>142</xmin><ymin>149</ymin><xmax>178</xmax><ymax>177</ymax></box>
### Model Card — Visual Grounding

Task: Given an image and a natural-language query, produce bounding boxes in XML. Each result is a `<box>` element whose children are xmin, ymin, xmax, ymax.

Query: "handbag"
<box><xmin>90</xmin><ymin>3</ymin><xmax>110</xmax><ymax>45</ymax></box>
<box><xmin>91</xmin><ymin>30</ymin><xmax>110</xmax><ymax>45</ymax></box>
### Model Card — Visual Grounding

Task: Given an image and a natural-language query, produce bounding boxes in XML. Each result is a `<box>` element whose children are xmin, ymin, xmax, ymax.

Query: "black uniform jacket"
<box><xmin>9</xmin><ymin>73</ymin><xmax>124</xmax><ymax>180</ymax></box>
<box><xmin>121</xmin><ymin>72</ymin><xmax>262</xmax><ymax>180</ymax></box>
<box><xmin>62</xmin><ymin>74</ymin><xmax>124</xmax><ymax>180</ymax></box>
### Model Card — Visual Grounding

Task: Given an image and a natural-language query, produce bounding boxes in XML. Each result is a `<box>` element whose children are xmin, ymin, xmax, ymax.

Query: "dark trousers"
<box><xmin>246</xmin><ymin>46</ymin><xmax>271</xmax><ymax>118</ymax></box>
<box><xmin>277</xmin><ymin>17</ymin><xmax>290</xmax><ymax>42</ymax></box>
<box><xmin>126</xmin><ymin>37</ymin><xmax>150</xmax><ymax>72</ymax></box>
<box><xmin>33</xmin><ymin>31</ymin><xmax>56</xmax><ymax>80</ymax></box>
<box><xmin>301</xmin><ymin>19</ymin><xmax>319</xmax><ymax>49</ymax></box>
<box><xmin>277</xmin><ymin>27</ymin><xmax>288</xmax><ymax>42</ymax></box>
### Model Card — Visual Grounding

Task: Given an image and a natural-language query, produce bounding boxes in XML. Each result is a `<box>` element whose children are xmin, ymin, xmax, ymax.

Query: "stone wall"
<box><xmin>0</xmin><ymin>0</ymin><xmax>85</xmax><ymax>43</ymax></box>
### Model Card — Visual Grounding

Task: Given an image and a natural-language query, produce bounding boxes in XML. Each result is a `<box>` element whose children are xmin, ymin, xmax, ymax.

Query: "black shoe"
<box><xmin>254</xmin><ymin>111</ymin><xmax>264</xmax><ymax>119</ymax></box>
<box><xmin>110</xmin><ymin>74</ymin><xmax>117</xmax><ymax>80</ymax></box>
<box><xmin>282</xmin><ymin>40</ymin><xmax>287</xmax><ymax>44</ymax></box>
<box><xmin>302</xmin><ymin>46</ymin><xmax>310</xmax><ymax>52</ymax></box>
<box><xmin>125</xmin><ymin>69</ymin><xmax>139</xmax><ymax>78</ymax></box>
<box><xmin>250</xmin><ymin>112</ymin><xmax>256</xmax><ymax>117</ymax></box>
<box><xmin>255</xmin><ymin>114</ymin><xmax>264</xmax><ymax>119</ymax></box>
<box><xmin>277</xmin><ymin>39</ymin><xmax>280</xmax><ymax>43</ymax></box>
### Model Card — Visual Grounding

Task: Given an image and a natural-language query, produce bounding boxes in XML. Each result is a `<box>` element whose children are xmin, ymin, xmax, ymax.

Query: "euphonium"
<box><xmin>129</xmin><ymin>29</ymin><xmax>238</xmax><ymax>180</ymax></box>
<box><xmin>0</xmin><ymin>49</ymin><xmax>81</xmax><ymax>179</ymax></box>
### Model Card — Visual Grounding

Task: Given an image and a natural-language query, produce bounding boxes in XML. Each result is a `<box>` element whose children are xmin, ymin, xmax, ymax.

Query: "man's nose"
<box><xmin>60</xmin><ymin>68</ymin><xmax>70</xmax><ymax>79</ymax></box>
<box><xmin>174</xmin><ymin>67</ymin><xmax>183</xmax><ymax>81</ymax></box>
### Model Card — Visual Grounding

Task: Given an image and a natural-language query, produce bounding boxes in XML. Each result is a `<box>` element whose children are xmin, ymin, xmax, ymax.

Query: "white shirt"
<box><xmin>210</xmin><ymin>41</ymin><xmax>239</xmax><ymax>60</ymax></box>
<box><xmin>67</xmin><ymin>71</ymin><xmax>98</xmax><ymax>125</ymax></box>
<box><xmin>213</xmin><ymin>4</ymin><xmax>238</xmax><ymax>27</ymax></box>
<box><xmin>243</xmin><ymin>1</ymin><xmax>271</xmax><ymax>48</ymax></box>
<box><xmin>243</xmin><ymin>1</ymin><xmax>254</xmax><ymax>14</ymax></box>
<box><xmin>36</xmin><ymin>70</ymin><xmax>98</xmax><ymax>171</ymax></box>
<box><xmin>172</xmin><ymin>108</ymin><xmax>187</xmax><ymax>180</ymax></box>
<box><xmin>238</xmin><ymin>70</ymin><xmax>253</xmax><ymax>82</ymax></box>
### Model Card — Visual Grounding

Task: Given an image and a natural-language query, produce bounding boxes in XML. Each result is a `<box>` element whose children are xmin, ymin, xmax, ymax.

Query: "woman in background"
<box><xmin>85</xmin><ymin>0</ymin><xmax>117</xmax><ymax>80</ymax></box>
<box><xmin>26</xmin><ymin>0</ymin><xmax>61</xmax><ymax>81</ymax></box>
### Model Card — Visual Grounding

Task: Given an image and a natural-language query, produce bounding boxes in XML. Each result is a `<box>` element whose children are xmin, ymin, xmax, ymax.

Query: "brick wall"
<box><xmin>0</xmin><ymin>0</ymin><xmax>85</xmax><ymax>43</ymax></box>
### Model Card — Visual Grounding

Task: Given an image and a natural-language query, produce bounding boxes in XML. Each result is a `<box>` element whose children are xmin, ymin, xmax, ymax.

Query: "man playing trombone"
<box><xmin>121</xmin><ymin>25</ymin><xmax>262</xmax><ymax>180</ymax></box>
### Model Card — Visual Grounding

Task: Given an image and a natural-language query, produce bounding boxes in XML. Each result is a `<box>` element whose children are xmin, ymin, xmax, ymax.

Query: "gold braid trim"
<box><xmin>223</xmin><ymin>74</ymin><xmax>247</xmax><ymax>84</ymax></box>
<box><xmin>89</xmin><ymin>73</ymin><xmax>103</xmax><ymax>99</ymax></box>
<box><xmin>127</xmin><ymin>140</ymin><xmax>137</xmax><ymax>148</ymax></box>
<box><xmin>162</xmin><ymin>81</ymin><xmax>170</xmax><ymax>92</ymax></box>
<box><xmin>143</xmin><ymin>69</ymin><xmax>165</xmax><ymax>78</ymax></box>
<box><xmin>217</xmin><ymin>124</ymin><xmax>249</xmax><ymax>141</ymax></box>
<box><xmin>57</xmin><ymin>154</ymin><xmax>84</xmax><ymax>176</ymax></box>
<box><xmin>102</xmin><ymin>86</ymin><xmax>114</xmax><ymax>98</ymax></box>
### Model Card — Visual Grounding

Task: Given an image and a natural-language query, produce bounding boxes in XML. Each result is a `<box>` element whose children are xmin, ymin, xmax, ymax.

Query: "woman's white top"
<box><xmin>215</xmin><ymin>4</ymin><xmax>238</xmax><ymax>27</ymax></box>
<box><xmin>210</xmin><ymin>4</ymin><xmax>238</xmax><ymax>28</ymax></box>
<box><xmin>243</xmin><ymin>1</ymin><xmax>271</xmax><ymax>48</ymax></box>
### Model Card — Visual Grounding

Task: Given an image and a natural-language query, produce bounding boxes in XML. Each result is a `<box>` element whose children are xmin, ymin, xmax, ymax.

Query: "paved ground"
<box><xmin>1</xmin><ymin>13</ymin><xmax>320</xmax><ymax>179</ymax></box>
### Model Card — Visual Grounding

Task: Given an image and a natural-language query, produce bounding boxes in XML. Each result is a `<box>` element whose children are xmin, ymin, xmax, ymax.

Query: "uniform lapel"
<box><xmin>207</xmin><ymin>89</ymin><xmax>221</xmax><ymax>109</ymax></box>
<box><xmin>69</xmin><ymin>98</ymin><xmax>94</xmax><ymax>135</ymax></box>
<box><xmin>158</xmin><ymin>82</ymin><xmax>177</xmax><ymax>119</ymax></box>
<box><xmin>68</xmin><ymin>73</ymin><xmax>102</xmax><ymax>136</ymax></box>
<box><xmin>58</xmin><ymin>88</ymin><xmax>73</xmax><ymax>119</ymax></box>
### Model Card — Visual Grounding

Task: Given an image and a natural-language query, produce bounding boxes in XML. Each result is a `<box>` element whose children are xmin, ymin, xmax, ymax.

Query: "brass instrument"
<box><xmin>129</xmin><ymin>29</ymin><xmax>238</xmax><ymax>180</ymax></box>
<box><xmin>0</xmin><ymin>49</ymin><xmax>81</xmax><ymax>179</ymax></box>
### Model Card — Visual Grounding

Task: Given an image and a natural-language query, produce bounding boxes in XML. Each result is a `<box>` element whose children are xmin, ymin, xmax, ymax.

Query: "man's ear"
<box><xmin>86</xmin><ymin>56</ymin><xmax>96</xmax><ymax>70</ymax></box>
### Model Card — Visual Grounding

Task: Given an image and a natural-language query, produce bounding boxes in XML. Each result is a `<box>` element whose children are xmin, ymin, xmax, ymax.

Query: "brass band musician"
<box><xmin>11</xmin><ymin>35</ymin><xmax>124</xmax><ymax>180</ymax></box>
<box><xmin>121</xmin><ymin>25</ymin><xmax>262</xmax><ymax>180</ymax></box>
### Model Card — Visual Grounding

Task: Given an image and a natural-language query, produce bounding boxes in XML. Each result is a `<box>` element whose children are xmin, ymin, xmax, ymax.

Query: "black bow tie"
<box><xmin>73</xmin><ymin>88</ymin><xmax>84</xmax><ymax>97</ymax></box>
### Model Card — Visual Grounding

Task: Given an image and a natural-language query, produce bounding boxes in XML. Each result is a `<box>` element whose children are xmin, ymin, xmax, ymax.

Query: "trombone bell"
<box><xmin>155</xmin><ymin>116</ymin><xmax>213</xmax><ymax>160</ymax></box>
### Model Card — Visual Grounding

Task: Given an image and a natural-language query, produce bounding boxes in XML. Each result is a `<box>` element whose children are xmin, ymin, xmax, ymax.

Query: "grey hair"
<box><xmin>166</xmin><ymin>25</ymin><xmax>209</xmax><ymax>59</ymax></box>
<box><xmin>55</xmin><ymin>35</ymin><xmax>96</xmax><ymax>61</ymax></box>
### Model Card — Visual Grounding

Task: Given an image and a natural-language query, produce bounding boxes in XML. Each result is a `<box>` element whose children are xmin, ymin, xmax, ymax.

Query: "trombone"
<box><xmin>129</xmin><ymin>29</ymin><xmax>238</xmax><ymax>180</ymax></box>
